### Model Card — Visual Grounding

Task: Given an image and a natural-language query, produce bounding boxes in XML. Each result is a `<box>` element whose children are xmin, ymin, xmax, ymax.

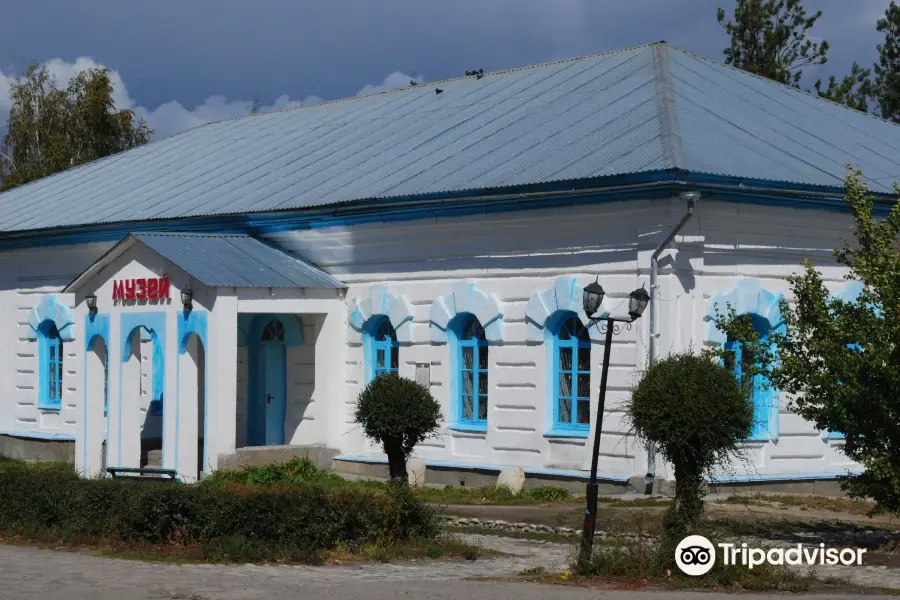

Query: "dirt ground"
<box><xmin>440</xmin><ymin>496</ymin><xmax>900</xmax><ymax>568</ymax></box>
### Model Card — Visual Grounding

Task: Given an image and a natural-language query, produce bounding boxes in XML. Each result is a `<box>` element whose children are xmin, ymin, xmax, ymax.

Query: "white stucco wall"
<box><xmin>264</xmin><ymin>196</ymin><xmax>862</xmax><ymax>482</ymax></box>
<box><xmin>0</xmin><ymin>194</ymin><xmax>866</xmax><ymax>484</ymax></box>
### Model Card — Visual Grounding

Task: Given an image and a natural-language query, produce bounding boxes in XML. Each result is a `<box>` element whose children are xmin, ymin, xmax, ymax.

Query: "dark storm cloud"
<box><xmin>0</xmin><ymin>0</ymin><xmax>893</xmax><ymax>138</ymax></box>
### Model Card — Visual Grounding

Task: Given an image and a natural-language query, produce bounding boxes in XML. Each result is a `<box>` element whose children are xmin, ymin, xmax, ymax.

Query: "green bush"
<box><xmin>202</xmin><ymin>457</ymin><xmax>344</xmax><ymax>488</ymax></box>
<box><xmin>354</xmin><ymin>374</ymin><xmax>442</xmax><ymax>483</ymax></box>
<box><xmin>628</xmin><ymin>351</ymin><xmax>752</xmax><ymax>544</ymax></box>
<box><xmin>0</xmin><ymin>461</ymin><xmax>439</xmax><ymax>562</ymax></box>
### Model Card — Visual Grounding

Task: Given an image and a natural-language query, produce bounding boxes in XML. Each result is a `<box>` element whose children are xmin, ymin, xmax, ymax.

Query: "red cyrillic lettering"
<box><xmin>124</xmin><ymin>279</ymin><xmax>136</xmax><ymax>300</ymax></box>
<box><xmin>135</xmin><ymin>278</ymin><xmax>147</xmax><ymax>300</ymax></box>
<box><xmin>113</xmin><ymin>280</ymin><xmax>124</xmax><ymax>300</ymax></box>
<box><xmin>147</xmin><ymin>278</ymin><xmax>159</xmax><ymax>299</ymax></box>
<box><xmin>159</xmin><ymin>276</ymin><xmax>170</xmax><ymax>299</ymax></box>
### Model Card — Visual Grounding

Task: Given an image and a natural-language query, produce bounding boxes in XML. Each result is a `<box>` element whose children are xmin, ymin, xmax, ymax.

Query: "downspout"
<box><xmin>644</xmin><ymin>192</ymin><xmax>697</xmax><ymax>494</ymax></box>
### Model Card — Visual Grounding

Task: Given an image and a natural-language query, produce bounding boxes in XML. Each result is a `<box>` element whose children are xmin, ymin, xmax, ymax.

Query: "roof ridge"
<box><xmin>662</xmin><ymin>43</ymin><xmax>900</xmax><ymax>129</ymax></box>
<box><xmin>199</xmin><ymin>42</ymin><xmax>667</xmax><ymax>126</ymax></box>
<box><xmin>651</xmin><ymin>44</ymin><xmax>685</xmax><ymax>170</ymax></box>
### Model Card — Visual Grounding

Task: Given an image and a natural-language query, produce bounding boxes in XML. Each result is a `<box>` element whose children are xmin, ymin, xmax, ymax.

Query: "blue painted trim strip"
<box><xmin>333</xmin><ymin>456</ymin><xmax>862</xmax><ymax>484</ymax></box>
<box><xmin>331</xmin><ymin>455</ymin><xmax>631</xmax><ymax>482</ymax></box>
<box><xmin>708</xmin><ymin>471</ymin><xmax>863</xmax><ymax>484</ymax></box>
<box><xmin>447</xmin><ymin>423</ymin><xmax>488</xmax><ymax>433</ymax></box>
<box><xmin>0</xmin><ymin>430</ymin><xmax>75</xmax><ymax>441</ymax></box>
<box><xmin>544</xmin><ymin>429</ymin><xmax>589</xmax><ymax>439</ymax></box>
<box><xmin>0</xmin><ymin>170</ymin><xmax>892</xmax><ymax>251</ymax></box>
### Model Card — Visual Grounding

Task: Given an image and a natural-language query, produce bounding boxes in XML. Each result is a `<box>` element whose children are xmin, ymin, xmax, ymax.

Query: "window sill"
<box><xmin>544</xmin><ymin>429</ymin><xmax>589</xmax><ymax>439</ymax></box>
<box><xmin>37</xmin><ymin>405</ymin><xmax>61</xmax><ymax>413</ymax></box>
<box><xmin>448</xmin><ymin>423</ymin><xmax>488</xmax><ymax>434</ymax></box>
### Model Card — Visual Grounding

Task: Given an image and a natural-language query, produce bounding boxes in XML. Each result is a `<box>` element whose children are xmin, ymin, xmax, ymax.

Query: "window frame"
<box><xmin>453</xmin><ymin>314</ymin><xmax>489</xmax><ymax>429</ymax></box>
<box><xmin>724</xmin><ymin>313</ymin><xmax>778</xmax><ymax>441</ymax></box>
<box><xmin>366</xmin><ymin>316</ymin><xmax>399</xmax><ymax>381</ymax></box>
<box><xmin>38</xmin><ymin>320</ymin><xmax>64</xmax><ymax>410</ymax></box>
<box><xmin>551</xmin><ymin>313</ymin><xmax>592</xmax><ymax>433</ymax></box>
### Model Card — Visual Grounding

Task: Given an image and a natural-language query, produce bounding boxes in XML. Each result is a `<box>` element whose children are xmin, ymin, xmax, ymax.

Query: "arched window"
<box><xmin>553</xmin><ymin>314</ymin><xmax>591</xmax><ymax>431</ymax></box>
<box><xmin>367</xmin><ymin>316</ymin><xmax>399</xmax><ymax>380</ymax></box>
<box><xmin>261</xmin><ymin>320</ymin><xmax>285</xmax><ymax>342</ymax></box>
<box><xmin>38</xmin><ymin>321</ymin><xmax>64</xmax><ymax>410</ymax></box>
<box><xmin>724</xmin><ymin>313</ymin><xmax>777</xmax><ymax>440</ymax></box>
<box><xmin>454</xmin><ymin>314</ymin><xmax>488</xmax><ymax>426</ymax></box>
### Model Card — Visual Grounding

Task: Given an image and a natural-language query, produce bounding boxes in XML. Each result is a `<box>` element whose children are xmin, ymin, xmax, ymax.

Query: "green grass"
<box><xmin>3</xmin><ymin>533</ymin><xmax>492</xmax><ymax>566</ymax></box>
<box><xmin>720</xmin><ymin>493</ymin><xmax>877</xmax><ymax>516</ymax></box>
<box><xmin>446</xmin><ymin>525</ymin><xmax>576</xmax><ymax>544</ymax></box>
<box><xmin>205</xmin><ymin>460</ymin><xmax>576</xmax><ymax>505</ymax></box>
<box><xmin>415</xmin><ymin>484</ymin><xmax>574</xmax><ymax>505</ymax></box>
<box><xmin>201</xmin><ymin>457</ymin><xmax>348</xmax><ymax>488</ymax></box>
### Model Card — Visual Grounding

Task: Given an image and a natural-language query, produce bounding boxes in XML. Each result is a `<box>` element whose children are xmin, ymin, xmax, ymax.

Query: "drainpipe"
<box><xmin>644</xmin><ymin>191</ymin><xmax>698</xmax><ymax>495</ymax></box>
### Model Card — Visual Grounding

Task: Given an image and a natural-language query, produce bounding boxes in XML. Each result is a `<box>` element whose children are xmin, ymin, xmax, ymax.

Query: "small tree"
<box><xmin>354</xmin><ymin>374</ymin><xmax>442</xmax><ymax>484</ymax></box>
<box><xmin>714</xmin><ymin>168</ymin><xmax>900</xmax><ymax>516</ymax></box>
<box><xmin>629</xmin><ymin>352</ymin><xmax>753</xmax><ymax>540</ymax></box>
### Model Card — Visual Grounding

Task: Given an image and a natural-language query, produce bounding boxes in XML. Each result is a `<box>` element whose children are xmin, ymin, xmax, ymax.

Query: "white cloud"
<box><xmin>0</xmin><ymin>57</ymin><xmax>415</xmax><ymax>141</ymax></box>
<box><xmin>356</xmin><ymin>71</ymin><xmax>423</xmax><ymax>96</ymax></box>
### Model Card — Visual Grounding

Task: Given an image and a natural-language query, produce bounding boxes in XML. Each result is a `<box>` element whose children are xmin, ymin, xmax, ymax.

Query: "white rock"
<box><xmin>497</xmin><ymin>466</ymin><xmax>526</xmax><ymax>495</ymax></box>
<box><xmin>407</xmin><ymin>457</ymin><xmax>427</xmax><ymax>487</ymax></box>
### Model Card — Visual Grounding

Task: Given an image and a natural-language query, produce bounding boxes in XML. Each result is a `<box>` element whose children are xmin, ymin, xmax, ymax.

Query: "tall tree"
<box><xmin>717</xmin><ymin>0</ymin><xmax>829</xmax><ymax>86</ymax></box>
<box><xmin>814</xmin><ymin>62</ymin><xmax>872</xmax><ymax>112</ymax></box>
<box><xmin>875</xmin><ymin>1</ymin><xmax>900</xmax><ymax>122</ymax></box>
<box><xmin>0</xmin><ymin>64</ymin><xmax>151</xmax><ymax>191</ymax></box>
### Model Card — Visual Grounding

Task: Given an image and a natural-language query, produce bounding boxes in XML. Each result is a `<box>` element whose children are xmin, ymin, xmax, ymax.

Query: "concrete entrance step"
<box><xmin>218</xmin><ymin>444</ymin><xmax>339</xmax><ymax>471</ymax></box>
<box><xmin>146</xmin><ymin>449</ymin><xmax>162</xmax><ymax>468</ymax></box>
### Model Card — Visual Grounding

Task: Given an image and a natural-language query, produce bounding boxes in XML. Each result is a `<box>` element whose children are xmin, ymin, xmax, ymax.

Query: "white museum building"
<box><xmin>0</xmin><ymin>43</ymin><xmax>895</xmax><ymax>490</ymax></box>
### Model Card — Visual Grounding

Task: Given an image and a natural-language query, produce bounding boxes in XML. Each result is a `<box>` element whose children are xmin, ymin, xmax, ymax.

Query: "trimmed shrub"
<box><xmin>628</xmin><ymin>351</ymin><xmax>752</xmax><ymax>543</ymax></box>
<box><xmin>0</xmin><ymin>461</ymin><xmax>439</xmax><ymax>562</ymax></box>
<box><xmin>354</xmin><ymin>374</ymin><xmax>442</xmax><ymax>483</ymax></box>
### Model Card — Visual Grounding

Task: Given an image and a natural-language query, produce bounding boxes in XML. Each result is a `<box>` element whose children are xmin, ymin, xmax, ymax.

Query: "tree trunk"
<box><xmin>384</xmin><ymin>440</ymin><xmax>408</xmax><ymax>484</ymax></box>
<box><xmin>663</xmin><ymin>462</ymin><xmax>704</xmax><ymax>542</ymax></box>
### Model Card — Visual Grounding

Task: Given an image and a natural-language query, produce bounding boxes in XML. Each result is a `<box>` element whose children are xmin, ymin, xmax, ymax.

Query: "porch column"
<box><xmin>208</xmin><ymin>292</ymin><xmax>238</xmax><ymax>471</ymax></box>
<box><xmin>320</xmin><ymin>302</ymin><xmax>349</xmax><ymax>450</ymax></box>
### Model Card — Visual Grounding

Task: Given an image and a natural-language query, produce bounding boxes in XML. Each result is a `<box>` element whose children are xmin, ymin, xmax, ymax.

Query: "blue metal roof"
<box><xmin>1</xmin><ymin>42</ymin><xmax>899</xmax><ymax>234</ymax></box>
<box><xmin>130</xmin><ymin>232</ymin><xmax>344</xmax><ymax>288</ymax></box>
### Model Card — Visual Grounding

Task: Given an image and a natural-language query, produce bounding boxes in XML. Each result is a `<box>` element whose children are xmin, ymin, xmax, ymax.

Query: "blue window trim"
<box><xmin>363</xmin><ymin>315</ymin><xmax>399</xmax><ymax>383</ymax></box>
<box><xmin>547</xmin><ymin>311</ymin><xmax>591</xmax><ymax>435</ymax></box>
<box><xmin>724</xmin><ymin>313</ymin><xmax>778</xmax><ymax>441</ymax></box>
<box><xmin>38</xmin><ymin>320</ymin><xmax>64</xmax><ymax>410</ymax></box>
<box><xmin>450</xmin><ymin>314</ymin><xmax>488</xmax><ymax>430</ymax></box>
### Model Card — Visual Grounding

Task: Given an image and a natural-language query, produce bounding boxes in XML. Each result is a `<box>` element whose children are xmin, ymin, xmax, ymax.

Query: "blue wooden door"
<box><xmin>262</xmin><ymin>341</ymin><xmax>286</xmax><ymax>446</ymax></box>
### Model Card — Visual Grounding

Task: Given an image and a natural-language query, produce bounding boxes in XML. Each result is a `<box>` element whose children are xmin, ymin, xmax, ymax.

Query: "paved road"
<box><xmin>0</xmin><ymin>536</ymin><xmax>891</xmax><ymax>600</ymax></box>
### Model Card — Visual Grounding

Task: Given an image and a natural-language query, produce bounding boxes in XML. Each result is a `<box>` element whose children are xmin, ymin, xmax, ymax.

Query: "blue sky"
<box><xmin>0</xmin><ymin>0</ymin><xmax>893</xmax><ymax>139</ymax></box>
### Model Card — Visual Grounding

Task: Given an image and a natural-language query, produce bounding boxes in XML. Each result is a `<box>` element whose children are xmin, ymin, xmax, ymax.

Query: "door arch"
<box><xmin>115</xmin><ymin>312</ymin><xmax>167</xmax><ymax>470</ymax></box>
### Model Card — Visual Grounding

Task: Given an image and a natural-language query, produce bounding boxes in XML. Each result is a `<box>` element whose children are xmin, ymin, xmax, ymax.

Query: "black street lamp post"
<box><xmin>578</xmin><ymin>280</ymin><xmax>650</xmax><ymax>568</ymax></box>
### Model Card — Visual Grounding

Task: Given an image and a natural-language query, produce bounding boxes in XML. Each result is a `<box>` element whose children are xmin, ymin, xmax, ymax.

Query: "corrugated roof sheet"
<box><xmin>1</xmin><ymin>42</ymin><xmax>899</xmax><ymax>234</ymax></box>
<box><xmin>131</xmin><ymin>233</ymin><xmax>344</xmax><ymax>288</ymax></box>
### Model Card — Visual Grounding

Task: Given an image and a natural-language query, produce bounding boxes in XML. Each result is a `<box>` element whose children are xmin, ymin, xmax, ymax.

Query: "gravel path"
<box><xmin>0</xmin><ymin>533</ymin><xmax>896</xmax><ymax>599</ymax></box>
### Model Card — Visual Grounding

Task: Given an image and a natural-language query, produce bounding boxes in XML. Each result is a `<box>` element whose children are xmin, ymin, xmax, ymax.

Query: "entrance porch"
<box><xmin>66</xmin><ymin>232</ymin><xmax>347</xmax><ymax>481</ymax></box>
